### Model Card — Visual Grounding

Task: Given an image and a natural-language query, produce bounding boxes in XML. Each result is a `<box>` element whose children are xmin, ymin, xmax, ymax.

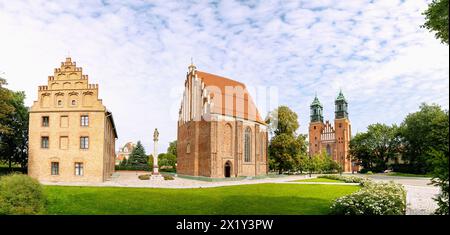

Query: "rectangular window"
<box><xmin>60</xmin><ymin>116</ymin><xmax>68</xmax><ymax>128</ymax></box>
<box><xmin>42</xmin><ymin>116</ymin><xmax>49</xmax><ymax>127</ymax></box>
<box><xmin>41</xmin><ymin>137</ymin><xmax>49</xmax><ymax>148</ymax></box>
<box><xmin>60</xmin><ymin>136</ymin><xmax>68</xmax><ymax>150</ymax></box>
<box><xmin>80</xmin><ymin>136</ymin><xmax>89</xmax><ymax>149</ymax></box>
<box><xmin>75</xmin><ymin>162</ymin><xmax>84</xmax><ymax>176</ymax></box>
<box><xmin>80</xmin><ymin>115</ymin><xmax>89</xmax><ymax>127</ymax></box>
<box><xmin>51</xmin><ymin>162</ymin><xmax>59</xmax><ymax>175</ymax></box>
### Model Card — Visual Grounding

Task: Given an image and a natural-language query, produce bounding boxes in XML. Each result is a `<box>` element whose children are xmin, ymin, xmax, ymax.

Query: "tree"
<box><xmin>306</xmin><ymin>154</ymin><xmax>322</xmax><ymax>176</ymax></box>
<box><xmin>269</xmin><ymin>133</ymin><xmax>299</xmax><ymax>174</ymax></box>
<box><xmin>267</xmin><ymin>106</ymin><xmax>307</xmax><ymax>174</ymax></box>
<box><xmin>0</xmin><ymin>89</ymin><xmax>29</xmax><ymax>171</ymax></box>
<box><xmin>297</xmin><ymin>154</ymin><xmax>310</xmax><ymax>174</ymax></box>
<box><xmin>428</xmin><ymin>149</ymin><xmax>449</xmax><ymax>215</ymax></box>
<box><xmin>0</xmin><ymin>78</ymin><xmax>14</xmax><ymax>134</ymax></box>
<box><xmin>127</xmin><ymin>141</ymin><xmax>148</xmax><ymax>166</ymax></box>
<box><xmin>167</xmin><ymin>140</ymin><xmax>177</xmax><ymax>157</ymax></box>
<box><xmin>266</xmin><ymin>106</ymin><xmax>299</xmax><ymax>136</ymax></box>
<box><xmin>308</xmin><ymin>151</ymin><xmax>339</xmax><ymax>173</ymax></box>
<box><xmin>158</xmin><ymin>153</ymin><xmax>176</xmax><ymax>169</ymax></box>
<box><xmin>148</xmin><ymin>154</ymin><xmax>154</xmax><ymax>169</ymax></box>
<box><xmin>349</xmin><ymin>124</ymin><xmax>401</xmax><ymax>172</ymax></box>
<box><xmin>399</xmin><ymin>103</ymin><xmax>448</xmax><ymax>174</ymax></box>
<box><xmin>120</xmin><ymin>157</ymin><xmax>128</xmax><ymax>166</ymax></box>
<box><xmin>422</xmin><ymin>0</ymin><xmax>449</xmax><ymax>45</ymax></box>
<box><xmin>349</xmin><ymin>132</ymin><xmax>373</xmax><ymax>169</ymax></box>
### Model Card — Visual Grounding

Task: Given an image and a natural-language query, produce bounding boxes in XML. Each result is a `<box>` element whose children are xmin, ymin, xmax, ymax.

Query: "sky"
<box><xmin>0</xmin><ymin>0</ymin><xmax>448</xmax><ymax>153</ymax></box>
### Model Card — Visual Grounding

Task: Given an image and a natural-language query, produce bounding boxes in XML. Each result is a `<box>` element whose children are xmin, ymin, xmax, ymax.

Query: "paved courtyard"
<box><xmin>42</xmin><ymin>171</ymin><xmax>440</xmax><ymax>215</ymax></box>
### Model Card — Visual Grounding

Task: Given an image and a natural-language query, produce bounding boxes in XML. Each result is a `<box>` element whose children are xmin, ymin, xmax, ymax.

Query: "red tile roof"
<box><xmin>196</xmin><ymin>71</ymin><xmax>265</xmax><ymax>124</ymax></box>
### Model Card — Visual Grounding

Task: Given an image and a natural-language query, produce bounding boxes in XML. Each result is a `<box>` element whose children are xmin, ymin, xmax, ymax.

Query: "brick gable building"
<box><xmin>28</xmin><ymin>58</ymin><xmax>117</xmax><ymax>182</ymax></box>
<box><xmin>177</xmin><ymin>63</ymin><xmax>268</xmax><ymax>178</ymax></box>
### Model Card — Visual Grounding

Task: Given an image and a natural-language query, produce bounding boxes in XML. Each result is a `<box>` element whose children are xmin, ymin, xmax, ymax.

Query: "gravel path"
<box><xmin>404</xmin><ymin>185</ymin><xmax>439</xmax><ymax>215</ymax></box>
<box><xmin>41</xmin><ymin>171</ymin><xmax>440</xmax><ymax>215</ymax></box>
<box><xmin>352</xmin><ymin>173</ymin><xmax>439</xmax><ymax>215</ymax></box>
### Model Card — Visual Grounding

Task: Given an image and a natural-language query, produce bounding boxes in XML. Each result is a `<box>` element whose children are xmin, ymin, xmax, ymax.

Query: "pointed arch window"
<box><xmin>186</xmin><ymin>143</ymin><xmax>191</xmax><ymax>154</ymax></box>
<box><xmin>260</xmin><ymin>133</ymin><xmax>265</xmax><ymax>161</ymax></box>
<box><xmin>244</xmin><ymin>127</ymin><xmax>251</xmax><ymax>162</ymax></box>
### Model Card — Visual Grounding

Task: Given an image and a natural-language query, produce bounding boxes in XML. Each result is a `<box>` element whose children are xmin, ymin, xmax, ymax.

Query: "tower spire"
<box><xmin>188</xmin><ymin>57</ymin><xmax>196</xmax><ymax>73</ymax></box>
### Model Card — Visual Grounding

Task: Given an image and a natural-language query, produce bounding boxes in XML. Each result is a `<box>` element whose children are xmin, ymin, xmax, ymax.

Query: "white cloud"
<box><xmin>0</xmin><ymin>0</ymin><xmax>448</xmax><ymax>152</ymax></box>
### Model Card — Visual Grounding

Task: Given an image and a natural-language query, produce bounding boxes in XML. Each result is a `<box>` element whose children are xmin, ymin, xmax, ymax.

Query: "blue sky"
<box><xmin>0</xmin><ymin>0</ymin><xmax>448</xmax><ymax>152</ymax></box>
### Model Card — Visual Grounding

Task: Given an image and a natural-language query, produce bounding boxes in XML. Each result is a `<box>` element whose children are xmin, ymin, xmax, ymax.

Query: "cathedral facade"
<box><xmin>28</xmin><ymin>58</ymin><xmax>118</xmax><ymax>183</ymax></box>
<box><xmin>308</xmin><ymin>91</ymin><xmax>356</xmax><ymax>172</ymax></box>
<box><xmin>177</xmin><ymin>63</ymin><xmax>268</xmax><ymax>178</ymax></box>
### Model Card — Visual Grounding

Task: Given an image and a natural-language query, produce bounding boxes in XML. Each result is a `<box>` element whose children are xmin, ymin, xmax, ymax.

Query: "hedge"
<box><xmin>115</xmin><ymin>164</ymin><xmax>150</xmax><ymax>171</ymax></box>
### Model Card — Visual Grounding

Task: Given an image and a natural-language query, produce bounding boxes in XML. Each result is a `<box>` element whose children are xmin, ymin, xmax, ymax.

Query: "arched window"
<box><xmin>223</xmin><ymin>123</ymin><xmax>232</xmax><ymax>154</ymax></box>
<box><xmin>326</xmin><ymin>144</ymin><xmax>332</xmax><ymax>156</ymax></box>
<box><xmin>244</xmin><ymin>127</ymin><xmax>251</xmax><ymax>162</ymax></box>
<box><xmin>186</xmin><ymin>143</ymin><xmax>191</xmax><ymax>154</ymax></box>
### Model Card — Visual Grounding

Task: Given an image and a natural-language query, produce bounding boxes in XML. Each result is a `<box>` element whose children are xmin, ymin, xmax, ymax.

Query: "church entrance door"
<box><xmin>224</xmin><ymin>161</ymin><xmax>232</xmax><ymax>178</ymax></box>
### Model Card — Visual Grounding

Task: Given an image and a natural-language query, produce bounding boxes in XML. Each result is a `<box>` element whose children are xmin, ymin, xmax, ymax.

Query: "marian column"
<box><xmin>153</xmin><ymin>128</ymin><xmax>160</xmax><ymax>175</ymax></box>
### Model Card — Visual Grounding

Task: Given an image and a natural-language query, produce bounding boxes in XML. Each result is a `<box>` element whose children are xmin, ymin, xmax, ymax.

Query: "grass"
<box><xmin>291</xmin><ymin>178</ymin><xmax>345</xmax><ymax>183</ymax></box>
<box><xmin>44</xmin><ymin>183</ymin><xmax>359</xmax><ymax>215</ymax></box>
<box><xmin>386</xmin><ymin>172</ymin><xmax>432</xmax><ymax>178</ymax></box>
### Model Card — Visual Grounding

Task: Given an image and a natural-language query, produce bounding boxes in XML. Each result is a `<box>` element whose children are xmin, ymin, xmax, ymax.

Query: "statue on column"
<box><xmin>151</xmin><ymin>128</ymin><xmax>163</xmax><ymax>180</ymax></box>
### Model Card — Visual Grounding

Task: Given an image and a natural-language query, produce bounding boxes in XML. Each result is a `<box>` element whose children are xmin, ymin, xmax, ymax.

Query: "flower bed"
<box><xmin>329</xmin><ymin>181</ymin><xmax>406</xmax><ymax>215</ymax></box>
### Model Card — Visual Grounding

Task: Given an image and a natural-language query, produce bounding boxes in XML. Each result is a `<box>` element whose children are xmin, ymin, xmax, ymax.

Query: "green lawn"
<box><xmin>386</xmin><ymin>172</ymin><xmax>432</xmax><ymax>178</ymax></box>
<box><xmin>291</xmin><ymin>178</ymin><xmax>345</xmax><ymax>183</ymax></box>
<box><xmin>44</xmin><ymin>183</ymin><xmax>359</xmax><ymax>215</ymax></box>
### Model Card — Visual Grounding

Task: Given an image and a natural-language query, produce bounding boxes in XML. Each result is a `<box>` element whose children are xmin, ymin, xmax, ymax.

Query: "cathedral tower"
<box><xmin>308</xmin><ymin>95</ymin><xmax>324</xmax><ymax>156</ymax></box>
<box><xmin>334</xmin><ymin>90</ymin><xmax>352</xmax><ymax>172</ymax></box>
<box><xmin>308</xmin><ymin>90</ymin><xmax>355</xmax><ymax>172</ymax></box>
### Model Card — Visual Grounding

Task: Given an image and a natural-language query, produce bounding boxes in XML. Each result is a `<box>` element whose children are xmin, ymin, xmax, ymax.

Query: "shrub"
<box><xmin>0</xmin><ymin>174</ymin><xmax>46</xmax><ymax>215</ymax></box>
<box><xmin>391</xmin><ymin>163</ymin><xmax>420</xmax><ymax>174</ymax></box>
<box><xmin>116</xmin><ymin>164</ymin><xmax>150</xmax><ymax>171</ymax></box>
<box><xmin>330</xmin><ymin>181</ymin><xmax>406</xmax><ymax>215</ymax></box>
<box><xmin>160</xmin><ymin>167</ymin><xmax>176</xmax><ymax>173</ymax></box>
<box><xmin>318</xmin><ymin>175</ymin><xmax>371</xmax><ymax>185</ymax></box>
<box><xmin>138</xmin><ymin>174</ymin><xmax>150</xmax><ymax>180</ymax></box>
<box><xmin>162</xmin><ymin>174</ymin><xmax>174</xmax><ymax>180</ymax></box>
<box><xmin>366</xmin><ymin>171</ymin><xmax>373</xmax><ymax>175</ymax></box>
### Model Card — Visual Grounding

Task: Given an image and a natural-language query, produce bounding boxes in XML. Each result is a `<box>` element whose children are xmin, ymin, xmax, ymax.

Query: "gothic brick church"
<box><xmin>308</xmin><ymin>91</ymin><xmax>357</xmax><ymax>172</ymax></box>
<box><xmin>177</xmin><ymin>63</ymin><xmax>268</xmax><ymax>178</ymax></box>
